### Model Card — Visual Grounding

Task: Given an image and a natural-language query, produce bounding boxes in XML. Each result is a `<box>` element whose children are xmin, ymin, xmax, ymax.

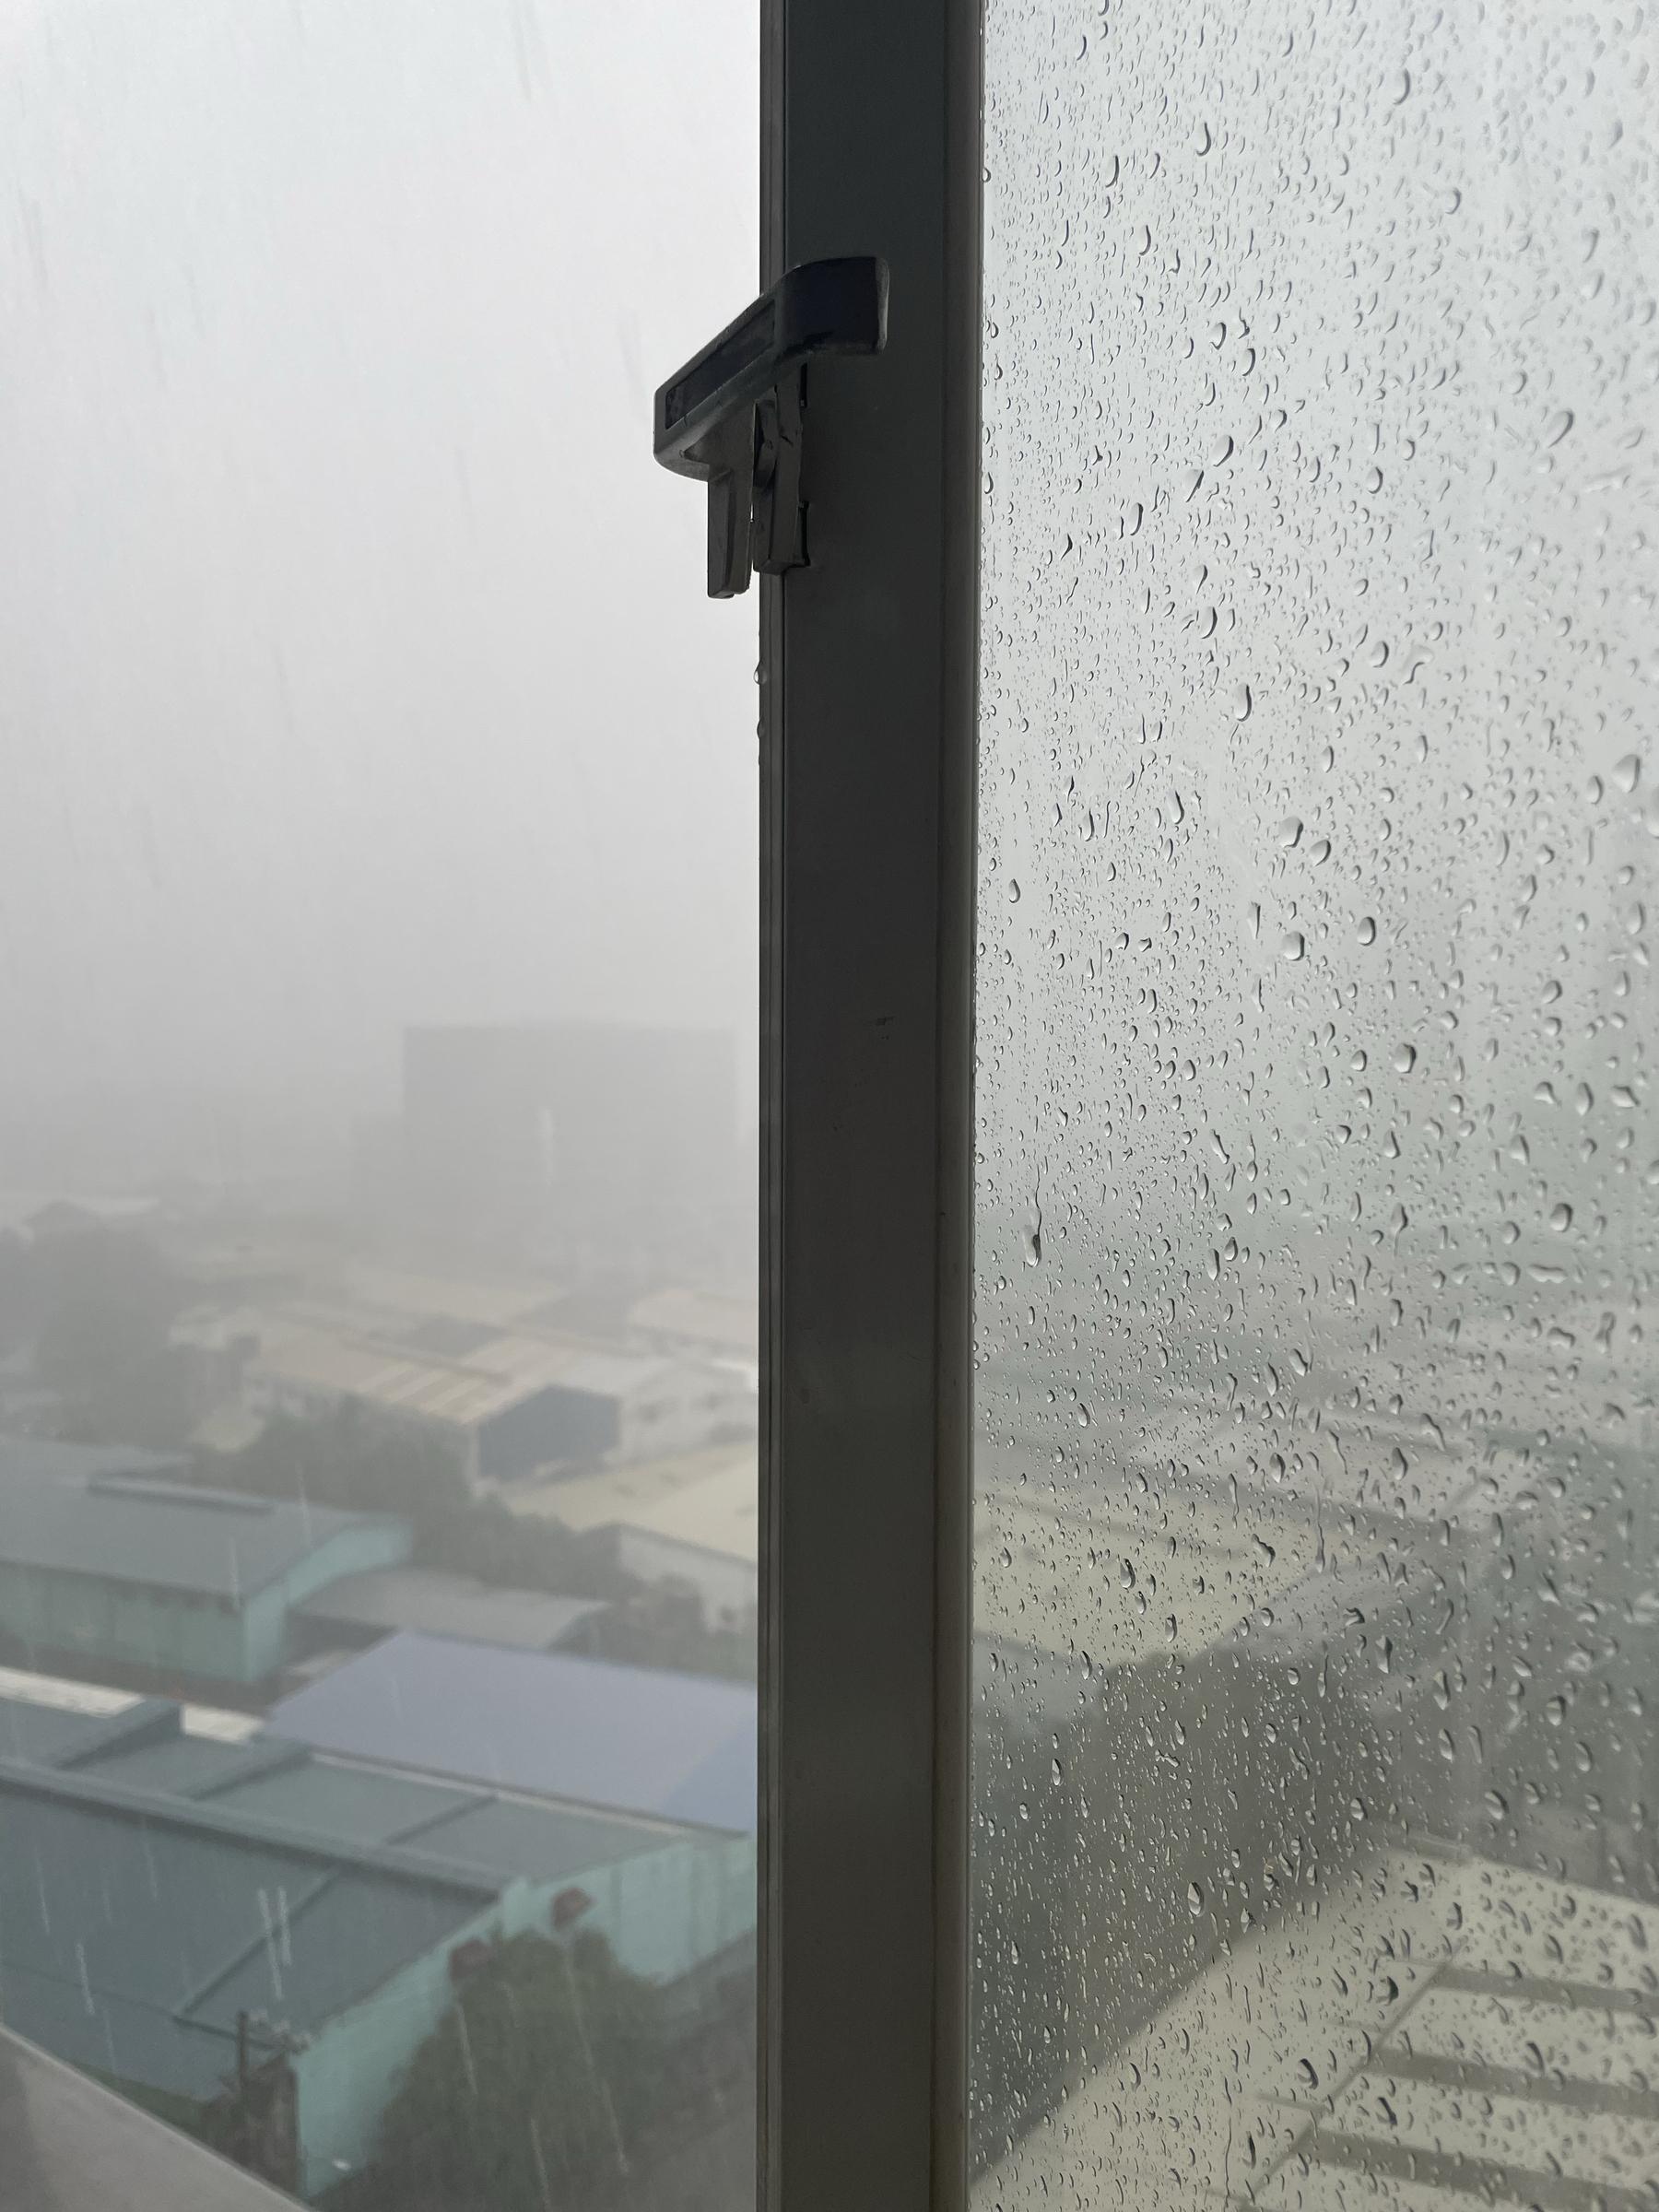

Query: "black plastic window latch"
<box><xmin>653</xmin><ymin>256</ymin><xmax>888</xmax><ymax>599</ymax></box>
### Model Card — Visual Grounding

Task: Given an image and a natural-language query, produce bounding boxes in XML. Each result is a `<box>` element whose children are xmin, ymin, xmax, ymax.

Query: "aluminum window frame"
<box><xmin>755</xmin><ymin>0</ymin><xmax>982</xmax><ymax>2202</ymax></box>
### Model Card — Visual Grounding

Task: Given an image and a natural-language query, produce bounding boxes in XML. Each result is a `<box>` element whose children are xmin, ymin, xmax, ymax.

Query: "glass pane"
<box><xmin>972</xmin><ymin>7</ymin><xmax>1657</xmax><ymax>2206</ymax></box>
<box><xmin>0</xmin><ymin>3</ymin><xmax>758</xmax><ymax>2206</ymax></box>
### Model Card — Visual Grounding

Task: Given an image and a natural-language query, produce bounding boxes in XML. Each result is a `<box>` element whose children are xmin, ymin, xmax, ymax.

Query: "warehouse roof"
<box><xmin>267</xmin><ymin>1632</ymin><xmax>757</xmax><ymax>1832</ymax></box>
<box><xmin>252</xmin><ymin>1320</ymin><xmax>692</xmax><ymax>1433</ymax></box>
<box><xmin>515</xmin><ymin>1444</ymin><xmax>759</xmax><ymax>1564</ymax></box>
<box><xmin>0</xmin><ymin>1436</ymin><xmax>408</xmax><ymax>1599</ymax></box>
<box><xmin>295</xmin><ymin>1567</ymin><xmax>606</xmax><ymax>1651</ymax></box>
<box><xmin>0</xmin><ymin>1694</ymin><xmax>685</xmax><ymax>2104</ymax></box>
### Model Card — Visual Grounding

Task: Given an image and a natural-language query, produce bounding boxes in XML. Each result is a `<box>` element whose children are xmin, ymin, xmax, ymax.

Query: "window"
<box><xmin>969</xmin><ymin>7</ymin><xmax>1659</xmax><ymax>2208</ymax></box>
<box><xmin>0</xmin><ymin>1</ymin><xmax>760</xmax><ymax>2204</ymax></box>
<box><xmin>5</xmin><ymin>0</ymin><xmax>1652</xmax><ymax>2207</ymax></box>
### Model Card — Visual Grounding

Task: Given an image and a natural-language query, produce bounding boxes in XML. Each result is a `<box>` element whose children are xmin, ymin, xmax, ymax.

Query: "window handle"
<box><xmin>653</xmin><ymin>256</ymin><xmax>888</xmax><ymax>599</ymax></box>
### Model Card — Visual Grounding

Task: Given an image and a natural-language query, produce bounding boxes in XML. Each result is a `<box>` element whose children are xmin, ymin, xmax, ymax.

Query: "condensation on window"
<box><xmin>971</xmin><ymin>6</ymin><xmax>1657</xmax><ymax>2205</ymax></box>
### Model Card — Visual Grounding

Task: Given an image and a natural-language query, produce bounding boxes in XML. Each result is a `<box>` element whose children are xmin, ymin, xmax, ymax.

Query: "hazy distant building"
<box><xmin>249</xmin><ymin>1318</ymin><xmax>753</xmax><ymax>1488</ymax></box>
<box><xmin>394</xmin><ymin>1023</ymin><xmax>745</xmax><ymax>1278</ymax></box>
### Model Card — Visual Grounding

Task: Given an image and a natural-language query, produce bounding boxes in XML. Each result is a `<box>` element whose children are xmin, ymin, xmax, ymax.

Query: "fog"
<box><xmin>0</xmin><ymin>0</ymin><xmax>759</xmax><ymax>1142</ymax></box>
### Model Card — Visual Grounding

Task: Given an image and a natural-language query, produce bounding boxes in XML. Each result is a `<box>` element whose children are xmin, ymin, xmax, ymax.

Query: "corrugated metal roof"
<box><xmin>0</xmin><ymin>1439</ymin><xmax>410</xmax><ymax>1599</ymax></box>
<box><xmin>295</xmin><ymin>1567</ymin><xmax>606</xmax><ymax>1650</ymax></box>
<box><xmin>253</xmin><ymin>1320</ymin><xmax>691</xmax><ymax>1433</ymax></box>
<box><xmin>266</xmin><ymin>1633</ymin><xmax>757</xmax><ymax>1832</ymax></box>
<box><xmin>0</xmin><ymin>1692</ymin><xmax>692</xmax><ymax>2104</ymax></box>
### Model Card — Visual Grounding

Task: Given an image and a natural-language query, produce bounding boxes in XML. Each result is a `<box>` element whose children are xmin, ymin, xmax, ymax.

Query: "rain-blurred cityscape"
<box><xmin>0</xmin><ymin>1028</ymin><xmax>759</xmax><ymax>2206</ymax></box>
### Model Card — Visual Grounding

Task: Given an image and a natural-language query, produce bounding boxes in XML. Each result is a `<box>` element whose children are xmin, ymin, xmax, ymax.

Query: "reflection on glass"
<box><xmin>972</xmin><ymin>6</ymin><xmax>1656</xmax><ymax>2206</ymax></box>
<box><xmin>0</xmin><ymin>2</ymin><xmax>757</xmax><ymax>2205</ymax></box>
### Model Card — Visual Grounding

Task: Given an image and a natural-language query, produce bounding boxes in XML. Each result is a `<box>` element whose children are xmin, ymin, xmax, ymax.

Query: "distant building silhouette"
<box><xmin>364</xmin><ymin>1022</ymin><xmax>747</xmax><ymax>1284</ymax></box>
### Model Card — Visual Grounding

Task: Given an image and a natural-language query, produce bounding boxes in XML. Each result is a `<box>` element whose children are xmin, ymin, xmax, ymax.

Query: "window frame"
<box><xmin>755</xmin><ymin>0</ymin><xmax>983</xmax><ymax>2202</ymax></box>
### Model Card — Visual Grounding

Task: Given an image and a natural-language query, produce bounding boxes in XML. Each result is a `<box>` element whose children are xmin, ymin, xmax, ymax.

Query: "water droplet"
<box><xmin>1276</xmin><ymin>816</ymin><xmax>1303</xmax><ymax>847</ymax></box>
<box><xmin>1298</xmin><ymin>2057</ymin><xmax>1320</xmax><ymax>2089</ymax></box>
<box><xmin>1006</xmin><ymin>878</ymin><xmax>1021</xmax><ymax>903</ymax></box>
<box><xmin>1613</xmin><ymin>752</ymin><xmax>1642</xmax><ymax>794</ymax></box>
<box><xmin>1358</xmin><ymin>916</ymin><xmax>1377</xmax><ymax>945</ymax></box>
<box><xmin>1391</xmin><ymin>67</ymin><xmax>1410</xmax><ymax>102</ymax></box>
<box><xmin>1549</xmin><ymin>1202</ymin><xmax>1572</xmax><ymax>1232</ymax></box>
<box><xmin>1575</xmin><ymin>1084</ymin><xmax>1594</xmax><ymax>1115</ymax></box>
<box><xmin>1484</xmin><ymin>1789</ymin><xmax>1509</xmax><ymax>1822</ymax></box>
<box><xmin>1393</xmin><ymin>1043</ymin><xmax>1416</xmax><ymax>1074</ymax></box>
<box><xmin>1187</xmin><ymin>1881</ymin><xmax>1204</xmax><ymax>1916</ymax></box>
<box><xmin>1545</xmin><ymin>408</ymin><xmax>1574</xmax><ymax>447</ymax></box>
<box><xmin>1051</xmin><ymin>1757</ymin><xmax>1064</xmax><ymax>1785</ymax></box>
<box><xmin>1280</xmin><ymin>932</ymin><xmax>1305</xmax><ymax>962</ymax></box>
<box><xmin>1230</xmin><ymin>683</ymin><xmax>1253</xmax><ymax>721</ymax></box>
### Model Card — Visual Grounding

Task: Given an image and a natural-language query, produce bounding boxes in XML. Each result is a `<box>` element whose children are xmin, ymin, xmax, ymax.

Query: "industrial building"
<box><xmin>268</xmin><ymin>1631</ymin><xmax>758</xmax><ymax>1832</ymax></box>
<box><xmin>0</xmin><ymin>1438</ymin><xmax>411</xmax><ymax>1687</ymax></box>
<box><xmin>245</xmin><ymin>1311</ymin><xmax>752</xmax><ymax>1485</ymax></box>
<box><xmin>513</xmin><ymin>1442</ymin><xmax>759</xmax><ymax>1622</ymax></box>
<box><xmin>0</xmin><ymin>1692</ymin><xmax>756</xmax><ymax>2199</ymax></box>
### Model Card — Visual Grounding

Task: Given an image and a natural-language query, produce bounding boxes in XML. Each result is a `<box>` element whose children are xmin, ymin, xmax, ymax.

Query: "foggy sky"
<box><xmin>0</xmin><ymin>0</ymin><xmax>759</xmax><ymax>1132</ymax></box>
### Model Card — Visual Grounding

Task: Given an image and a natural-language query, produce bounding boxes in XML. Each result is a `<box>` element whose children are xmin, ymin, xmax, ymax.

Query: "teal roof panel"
<box><xmin>0</xmin><ymin>1437</ymin><xmax>409</xmax><ymax>1598</ymax></box>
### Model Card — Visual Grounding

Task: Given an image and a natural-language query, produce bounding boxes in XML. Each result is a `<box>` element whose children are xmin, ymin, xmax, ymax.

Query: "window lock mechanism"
<box><xmin>653</xmin><ymin>256</ymin><xmax>888</xmax><ymax>599</ymax></box>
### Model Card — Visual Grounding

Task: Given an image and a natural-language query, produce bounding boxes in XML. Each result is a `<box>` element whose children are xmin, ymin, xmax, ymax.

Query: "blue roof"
<box><xmin>266</xmin><ymin>1632</ymin><xmax>758</xmax><ymax>1832</ymax></box>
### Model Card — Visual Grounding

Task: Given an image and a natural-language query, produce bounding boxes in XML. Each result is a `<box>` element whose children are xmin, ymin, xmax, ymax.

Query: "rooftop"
<box><xmin>0</xmin><ymin>1437</ymin><xmax>408</xmax><ymax>1600</ymax></box>
<box><xmin>0</xmin><ymin>1693</ymin><xmax>683</xmax><ymax>2105</ymax></box>
<box><xmin>249</xmin><ymin>1314</ymin><xmax>696</xmax><ymax>1432</ymax></box>
<box><xmin>266</xmin><ymin>1631</ymin><xmax>757</xmax><ymax>1832</ymax></box>
<box><xmin>294</xmin><ymin>1567</ymin><xmax>607</xmax><ymax>1651</ymax></box>
<box><xmin>512</xmin><ymin>1444</ymin><xmax>759</xmax><ymax>1565</ymax></box>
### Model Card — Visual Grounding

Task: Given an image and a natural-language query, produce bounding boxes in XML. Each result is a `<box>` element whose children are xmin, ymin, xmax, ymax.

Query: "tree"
<box><xmin>332</xmin><ymin>1930</ymin><xmax>672</xmax><ymax>2212</ymax></box>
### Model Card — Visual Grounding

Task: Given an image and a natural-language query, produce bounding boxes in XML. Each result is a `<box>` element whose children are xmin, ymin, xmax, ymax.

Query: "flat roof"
<box><xmin>0</xmin><ymin>1437</ymin><xmax>407</xmax><ymax>1599</ymax></box>
<box><xmin>512</xmin><ymin>1445</ymin><xmax>759</xmax><ymax>1565</ymax></box>
<box><xmin>267</xmin><ymin>1631</ymin><xmax>757</xmax><ymax>1832</ymax></box>
<box><xmin>295</xmin><ymin>1568</ymin><xmax>606</xmax><ymax>1650</ymax></box>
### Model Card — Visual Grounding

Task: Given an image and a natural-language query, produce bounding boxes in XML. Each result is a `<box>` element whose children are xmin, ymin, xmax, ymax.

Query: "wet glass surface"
<box><xmin>971</xmin><ymin>6</ymin><xmax>1658</xmax><ymax>2206</ymax></box>
<box><xmin>0</xmin><ymin>3</ymin><xmax>758</xmax><ymax>2205</ymax></box>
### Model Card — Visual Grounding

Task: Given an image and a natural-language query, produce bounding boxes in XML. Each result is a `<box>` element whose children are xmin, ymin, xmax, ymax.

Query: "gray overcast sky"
<box><xmin>0</xmin><ymin>0</ymin><xmax>759</xmax><ymax>1124</ymax></box>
